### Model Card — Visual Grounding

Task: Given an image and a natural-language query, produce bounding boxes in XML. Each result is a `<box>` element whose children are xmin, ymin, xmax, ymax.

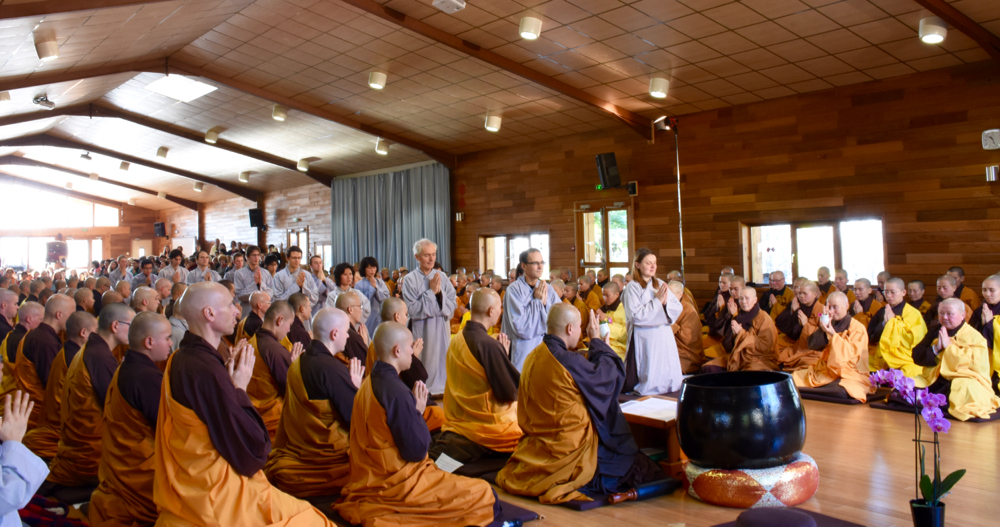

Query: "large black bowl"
<box><xmin>677</xmin><ymin>371</ymin><xmax>805</xmax><ymax>470</ymax></box>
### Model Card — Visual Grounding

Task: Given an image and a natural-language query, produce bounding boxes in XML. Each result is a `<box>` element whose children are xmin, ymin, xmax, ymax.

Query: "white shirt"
<box><xmin>233</xmin><ymin>265</ymin><xmax>274</xmax><ymax>317</ymax></box>
<box><xmin>186</xmin><ymin>266</ymin><xmax>221</xmax><ymax>284</ymax></box>
<box><xmin>158</xmin><ymin>264</ymin><xmax>189</xmax><ymax>284</ymax></box>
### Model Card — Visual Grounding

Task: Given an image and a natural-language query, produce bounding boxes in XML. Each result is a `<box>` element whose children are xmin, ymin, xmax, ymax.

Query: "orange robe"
<box><xmin>47</xmin><ymin>343</ymin><xmax>108</xmax><ymax>487</ymax></box>
<box><xmin>365</xmin><ymin>342</ymin><xmax>446</xmax><ymax>431</ymax></box>
<box><xmin>22</xmin><ymin>344</ymin><xmax>75</xmax><ymax>458</ymax></box>
<box><xmin>852</xmin><ymin>297</ymin><xmax>884</xmax><ymax>327</ymax></box>
<box><xmin>817</xmin><ymin>282</ymin><xmax>835</xmax><ymax>305</ymax></box>
<box><xmin>12</xmin><ymin>336</ymin><xmax>44</xmax><ymax>428</ymax></box>
<box><xmin>794</xmin><ymin>317</ymin><xmax>871</xmax><ymax>402</ymax></box>
<box><xmin>673</xmin><ymin>299</ymin><xmax>705</xmax><ymax>374</ymax></box>
<box><xmin>764</xmin><ymin>287</ymin><xmax>795</xmax><ymax>321</ymax></box>
<box><xmin>246</xmin><ymin>333</ymin><xmax>293</xmax><ymax>442</ymax></box>
<box><xmin>705</xmin><ymin>309</ymin><xmax>778</xmax><ymax>372</ymax></box>
<box><xmin>441</xmin><ymin>330</ymin><xmax>521</xmax><ymax>452</ymax></box>
<box><xmin>495</xmin><ymin>342</ymin><xmax>599</xmax><ymax>504</ymax></box>
<box><xmin>583</xmin><ymin>287</ymin><xmax>603</xmax><ymax>312</ymax></box>
<box><xmin>565</xmin><ymin>297</ymin><xmax>589</xmax><ymax>332</ymax></box>
<box><xmin>334</xmin><ymin>374</ymin><xmax>495</xmax><ymax>527</ymax></box>
<box><xmin>776</xmin><ymin>302</ymin><xmax>826</xmax><ymax>372</ymax></box>
<box><xmin>958</xmin><ymin>285</ymin><xmax>981</xmax><ymax>311</ymax></box>
<box><xmin>89</xmin><ymin>364</ymin><xmax>157</xmax><ymax>525</ymax></box>
<box><xmin>264</xmin><ymin>357</ymin><xmax>351</xmax><ymax>498</ymax></box>
<box><xmin>153</xmin><ymin>354</ymin><xmax>334</xmax><ymax>526</ymax></box>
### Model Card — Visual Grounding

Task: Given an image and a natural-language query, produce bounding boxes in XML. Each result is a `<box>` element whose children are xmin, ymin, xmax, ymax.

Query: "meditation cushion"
<box><xmin>736</xmin><ymin>508</ymin><xmax>818</xmax><ymax>527</ymax></box>
<box><xmin>684</xmin><ymin>453</ymin><xmax>818</xmax><ymax>509</ymax></box>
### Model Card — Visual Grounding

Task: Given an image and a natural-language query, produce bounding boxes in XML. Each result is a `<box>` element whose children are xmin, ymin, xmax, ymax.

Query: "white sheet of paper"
<box><xmin>434</xmin><ymin>453</ymin><xmax>464</xmax><ymax>473</ymax></box>
<box><xmin>620</xmin><ymin>397</ymin><xmax>678</xmax><ymax>422</ymax></box>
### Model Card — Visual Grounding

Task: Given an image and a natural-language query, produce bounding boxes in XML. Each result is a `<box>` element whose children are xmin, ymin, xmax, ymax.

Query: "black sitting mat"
<box><xmin>618</xmin><ymin>390</ymin><xmax>680</xmax><ymax>403</ymax></box>
<box><xmin>50</xmin><ymin>485</ymin><xmax>97</xmax><ymax>505</ymax></box>
<box><xmin>454</xmin><ymin>455</ymin><xmax>511</xmax><ymax>478</ymax></box>
<box><xmin>316</xmin><ymin>499</ymin><xmax>538</xmax><ymax>527</ymax></box>
<box><xmin>557</xmin><ymin>477</ymin><xmax>682</xmax><ymax>511</ymax></box>
<box><xmin>797</xmin><ymin>385</ymin><xmax>891</xmax><ymax>405</ymax></box>
<box><xmin>869</xmin><ymin>400</ymin><xmax>1000</xmax><ymax>422</ymax></box>
<box><xmin>712</xmin><ymin>507</ymin><xmax>865</xmax><ymax>527</ymax></box>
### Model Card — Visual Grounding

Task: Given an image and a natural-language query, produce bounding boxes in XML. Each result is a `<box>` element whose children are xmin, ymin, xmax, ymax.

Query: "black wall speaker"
<box><xmin>595</xmin><ymin>152</ymin><xmax>621</xmax><ymax>189</ymax></box>
<box><xmin>153</xmin><ymin>222</ymin><xmax>166</xmax><ymax>237</ymax></box>
<box><xmin>249</xmin><ymin>208</ymin><xmax>265</xmax><ymax>229</ymax></box>
<box><xmin>46</xmin><ymin>241</ymin><xmax>68</xmax><ymax>263</ymax></box>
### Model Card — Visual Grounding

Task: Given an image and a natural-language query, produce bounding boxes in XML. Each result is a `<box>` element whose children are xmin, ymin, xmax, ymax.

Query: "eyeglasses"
<box><xmin>526</xmin><ymin>261</ymin><xmax>545</xmax><ymax>266</ymax></box>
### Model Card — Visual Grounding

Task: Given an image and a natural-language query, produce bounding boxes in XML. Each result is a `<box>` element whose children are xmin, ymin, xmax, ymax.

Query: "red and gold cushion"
<box><xmin>683</xmin><ymin>453</ymin><xmax>819</xmax><ymax>509</ymax></box>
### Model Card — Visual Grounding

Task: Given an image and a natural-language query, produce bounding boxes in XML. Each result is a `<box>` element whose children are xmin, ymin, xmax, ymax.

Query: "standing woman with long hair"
<box><xmin>355</xmin><ymin>256</ymin><xmax>390</xmax><ymax>337</ymax></box>
<box><xmin>622</xmin><ymin>248</ymin><xmax>685</xmax><ymax>395</ymax></box>
<box><xmin>324</xmin><ymin>262</ymin><xmax>371</xmax><ymax>327</ymax></box>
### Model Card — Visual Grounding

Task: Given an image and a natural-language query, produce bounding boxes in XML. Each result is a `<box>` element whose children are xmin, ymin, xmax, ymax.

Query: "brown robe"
<box><xmin>776</xmin><ymin>301</ymin><xmax>826</xmax><ymax>372</ymax></box>
<box><xmin>793</xmin><ymin>317</ymin><xmax>871</xmax><ymax>403</ymax></box>
<box><xmin>705</xmin><ymin>306</ymin><xmax>777</xmax><ymax>372</ymax></box>
<box><xmin>672</xmin><ymin>299</ymin><xmax>705</xmax><ymax>374</ymax></box>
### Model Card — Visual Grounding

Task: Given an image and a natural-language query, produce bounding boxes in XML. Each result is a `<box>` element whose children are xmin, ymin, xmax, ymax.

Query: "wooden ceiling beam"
<box><xmin>0</xmin><ymin>155</ymin><xmax>199</xmax><ymax>211</ymax></box>
<box><xmin>0</xmin><ymin>134</ymin><xmax>259</xmax><ymax>202</ymax></box>
<box><xmin>89</xmin><ymin>105</ymin><xmax>335</xmax><ymax>186</ymax></box>
<box><xmin>0</xmin><ymin>104</ymin><xmax>89</xmax><ymax>128</ymax></box>
<box><xmin>912</xmin><ymin>0</ymin><xmax>1000</xmax><ymax>62</ymax></box>
<box><xmin>335</xmin><ymin>0</ymin><xmax>653</xmax><ymax>139</ymax></box>
<box><xmin>153</xmin><ymin>59</ymin><xmax>457</xmax><ymax>169</ymax></box>
<box><xmin>0</xmin><ymin>1</ymin><xmax>182</xmax><ymax>20</ymax></box>
<box><xmin>0</xmin><ymin>171</ymin><xmax>124</xmax><ymax>209</ymax></box>
<box><xmin>0</xmin><ymin>59</ymin><xmax>162</xmax><ymax>92</ymax></box>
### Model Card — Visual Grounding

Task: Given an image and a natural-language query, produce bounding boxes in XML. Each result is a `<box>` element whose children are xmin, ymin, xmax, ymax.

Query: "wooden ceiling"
<box><xmin>0</xmin><ymin>0</ymin><xmax>997</xmax><ymax>209</ymax></box>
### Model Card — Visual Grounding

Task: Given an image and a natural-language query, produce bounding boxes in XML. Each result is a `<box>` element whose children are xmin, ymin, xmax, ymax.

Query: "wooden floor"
<box><xmin>494</xmin><ymin>399</ymin><xmax>998</xmax><ymax>527</ymax></box>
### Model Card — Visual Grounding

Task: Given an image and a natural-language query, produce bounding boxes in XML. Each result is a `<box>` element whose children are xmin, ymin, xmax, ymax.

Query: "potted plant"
<box><xmin>870</xmin><ymin>369</ymin><xmax>965</xmax><ymax>527</ymax></box>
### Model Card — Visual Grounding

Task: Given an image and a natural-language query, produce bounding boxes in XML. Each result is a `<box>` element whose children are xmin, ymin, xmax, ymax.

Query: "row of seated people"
<box><xmin>0</xmin><ymin>277</ymin><xmax>666</xmax><ymax>526</ymax></box>
<box><xmin>688</xmin><ymin>268</ymin><xmax>999</xmax><ymax>421</ymax></box>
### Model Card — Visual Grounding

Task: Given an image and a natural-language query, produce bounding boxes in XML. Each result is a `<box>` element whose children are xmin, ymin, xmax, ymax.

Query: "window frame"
<box><xmin>478</xmin><ymin>232</ymin><xmax>550</xmax><ymax>280</ymax></box>
<box><xmin>573</xmin><ymin>198</ymin><xmax>635</xmax><ymax>279</ymax></box>
<box><xmin>741</xmin><ymin>217</ymin><xmax>886</xmax><ymax>283</ymax></box>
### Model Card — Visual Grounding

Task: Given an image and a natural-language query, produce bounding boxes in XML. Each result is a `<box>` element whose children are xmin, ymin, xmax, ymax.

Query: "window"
<box><xmin>28</xmin><ymin>237</ymin><xmax>53</xmax><ymax>270</ymax></box>
<box><xmin>92</xmin><ymin>239</ymin><xmax>103</xmax><ymax>263</ymax></box>
<box><xmin>0</xmin><ymin>237</ymin><xmax>28</xmax><ymax>269</ymax></box>
<box><xmin>575</xmin><ymin>200</ymin><xmax>634</xmax><ymax>279</ymax></box>
<box><xmin>314</xmin><ymin>243</ymin><xmax>332</xmax><ymax>270</ymax></box>
<box><xmin>66</xmin><ymin>239</ymin><xmax>89</xmax><ymax>269</ymax></box>
<box><xmin>0</xmin><ymin>182</ymin><xmax>123</xmax><ymax>230</ymax></box>
<box><xmin>744</xmin><ymin>219</ymin><xmax>885</xmax><ymax>283</ymax></box>
<box><xmin>94</xmin><ymin>204</ymin><xmax>119</xmax><ymax>227</ymax></box>
<box><xmin>479</xmin><ymin>233</ymin><xmax>550</xmax><ymax>279</ymax></box>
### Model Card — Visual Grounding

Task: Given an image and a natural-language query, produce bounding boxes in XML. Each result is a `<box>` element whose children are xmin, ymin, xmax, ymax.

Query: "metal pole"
<box><xmin>673</xmin><ymin>122</ymin><xmax>684</xmax><ymax>280</ymax></box>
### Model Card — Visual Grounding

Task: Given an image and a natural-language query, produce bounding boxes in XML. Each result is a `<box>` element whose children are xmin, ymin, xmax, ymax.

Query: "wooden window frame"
<box><xmin>573</xmin><ymin>198</ymin><xmax>635</xmax><ymax>279</ymax></box>
<box><xmin>478</xmin><ymin>232</ymin><xmax>550</xmax><ymax>280</ymax></box>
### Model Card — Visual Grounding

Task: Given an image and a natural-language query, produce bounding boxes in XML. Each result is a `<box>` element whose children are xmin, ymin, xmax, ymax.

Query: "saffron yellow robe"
<box><xmin>915</xmin><ymin>324</ymin><xmax>999</xmax><ymax>421</ymax></box>
<box><xmin>246</xmin><ymin>333</ymin><xmax>293</xmax><ymax>442</ymax></box>
<box><xmin>765</xmin><ymin>287</ymin><xmax>796</xmax><ymax>322</ymax></box>
<box><xmin>364</xmin><ymin>342</ymin><xmax>446</xmax><ymax>431</ymax></box>
<box><xmin>22</xmin><ymin>346</ymin><xmax>72</xmax><ymax>458</ymax></box>
<box><xmin>606</xmin><ymin>302</ymin><xmax>627</xmax><ymax>361</ymax></box>
<box><xmin>47</xmin><ymin>346</ymin><xmax>105</xmax><ymax>487</ymax></box>
<box><xmin>852</xmin><ymin>298</ymin><xmax>884</xmax><ymax>328</ymax></box>
<box><xmin>793</xmin><ymin>318</ymin><xmax>871</xmax><ymax>403</ymax></box>
<box><xmin>872</xmin><ymin>303</ymin><xmax>928</xmax><ymax>376</ymax></box>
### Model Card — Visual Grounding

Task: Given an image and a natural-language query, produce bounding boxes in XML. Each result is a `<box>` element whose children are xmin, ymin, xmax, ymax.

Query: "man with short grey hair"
<box><xmin>399</xmin><ymin>239</ymin><xmax>456</xmax><ymax>395</ymax></box>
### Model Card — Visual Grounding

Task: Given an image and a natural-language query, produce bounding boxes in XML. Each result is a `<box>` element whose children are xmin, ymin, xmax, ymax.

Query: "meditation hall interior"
<box><xmin>0</xmin><ymin>0</ymin><xmax>998</xmax><ymax>526</ymax></box>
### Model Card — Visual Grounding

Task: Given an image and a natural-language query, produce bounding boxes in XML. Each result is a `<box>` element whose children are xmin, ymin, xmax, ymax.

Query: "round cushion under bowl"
<box><xmin>684</xmin><ymin>452</ymin><xmax>819</xmax><ymax>509</ymax></box>
<box><xmin>736</xmin><ymin>508</ymin><xmax>818</xmax><ymax>527</ymax></box>
<box><xmin>677</xmin><ymin>371</ymin><xmax>805</xmax><ymax>470</ymax></box>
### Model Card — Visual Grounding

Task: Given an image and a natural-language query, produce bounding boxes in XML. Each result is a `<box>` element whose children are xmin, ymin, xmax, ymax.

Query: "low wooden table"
<box><xmin>623</xmin><ymin>395</ymin><xmax>686</xmax><ymax>480</ymax></box>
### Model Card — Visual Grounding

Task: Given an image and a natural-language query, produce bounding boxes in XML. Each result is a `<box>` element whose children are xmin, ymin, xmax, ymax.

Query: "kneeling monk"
<box><xmin>496</xmin><ymin>303</ymin><xmax>664</xmax><ymax>503</ymax></box>
<box><xmin>89</xmin><ymin>312</ymin><xmax>173</xmax><ymax>525</ymax></box>
<box><xmin>335</xmin><ymin>322</ymin><xmax>498</xmax><ymax>527</ymax></box>
<box><xmin>793</xmin><ymin>292</ymin><xmax>871</xmax><ymax>403</ymax></box>
<box><xmin>46</xmin><ymin>303</ymin><xmax>134</xmax><ymax>489</ymax></box>
<box><xmin>702</xmin><ymin>286</ymin><xmax>777</xmax><ymax>372</ymax></box>
<box><xmin>776</xmin><ymin>281</ymin><xmax>825</xmax><ymax>371</ymax></box>
<box><xmin>431</xmin><ymin>288</ymin><xmax>521</xmax><ymax>463</ymax></box>
<box><xmin>869</xmin><ymin>278</ymin><xmax>928</xmax><ymax>375</ymax></box>
<box><xmin>154</xmin><ymin>282</ymin><xmax>333</xmax><ymax>526</ymax></box>
<box><xmin>264</xmin><ymin>307</ymin><xmax>364</xmax><ymax>498</ymax></box>
<box><xmin>246</xmin><ymin>300</ymin><xmax>303</xmax><ymax>441</ymax></box>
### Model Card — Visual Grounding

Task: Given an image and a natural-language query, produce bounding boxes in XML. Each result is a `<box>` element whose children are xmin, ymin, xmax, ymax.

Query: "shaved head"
<box><xmin>312</xmin><ymin>307</ymin><xmax>351</xmax><ymax>346</ymax></box>
<box><xmin>132</xmin><ymin>286</ymin><xmax>160</xmax><ymax>312</ymax></box>
<box><xmin>128</xmin><ymin>311</ymin><xmax>171</xmax><ymax>350</ymax></box>
<box><xmin>668</xmin><ymin>281</ymin><xmax>685</xmax><ymax>296</ymax></box>
<box><xmin>470</xmin><ymin>288</ymin><xmax>501</xmax><ymax>316</ymax></box>
<box><xmin>373</xmin><ymin>321</ymin><xmax>412</xmax><ymax>362</ymax></box>
<box><xmin>826</xmin><ymin>291</ymin><xmax>848</xmax><ymax>308</ymax></box>
<box><xmin>603</xmin><ymin>281</ymin><xmax>621</xmax><ymax>295</ymax></box>
<box><xmin>45</xmin><ymin>293</ymin><xmax>74</xmax><ymax>317</ymax></box>
<box><xmin>546</xmin><ymin>301</ymin><xmax>581</xmax><ymax>335</ymax></box>
<box><xmin>73</xmin><ymin>287</ymin><xmax>93</xmax><ymax>305</ymax></box>
<box><xmin>264</xmin><ymin>300</ymin><xmax>294</xmax><ymax>324</ymax></box>
<box><xmin>66</xmin><ymin>311</ymin><xmax>97</xmax><ymax>339</ymax></box>
<box><xmin>17</xmin><ymin>301</ymin><xmax>43</xmax><ymax>325</ymax></box>
<box><xmin>886</xmin><ymin>277</ymin><xmax>905</xmax><ymax>290</ymax></box>
<box><xmin>98</xmin><ymin>302</ymin><xmax>135</xmax><ymax>333</ymax></box>
<box><xmin>181</xmin><ymin>282</ymin><xmax>236</xmax><ymax>330</ymax></box>
<box><xmin>380</xmin><ymin>297</ymin><xmax>408</xmax><ymax>323</ymax></box>
<box><xmin>96</xmin><ymin>277</ymin><xmax>111</xmax><ymax>291</ymax></box>
<box><xmin>729</xmin><ymin>275</ymin><xmax>746</xmax><ymax>289</ymax></box>
<box><xmin>102</xmin><ymin>291</ymin><xmax>124</xmax><ymax>305</ymax></box>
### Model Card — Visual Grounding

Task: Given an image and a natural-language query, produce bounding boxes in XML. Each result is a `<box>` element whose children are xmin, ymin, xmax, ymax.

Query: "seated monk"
<box><xmin>563</xmin><ymin>282</ymin><xmax>590</xmax><ymax>336</ymax></box>
<box><xmin>702</xmin><ymin>286</ymin><xmax>777</xmax><ymax>372</ymax></box>
<box><xmin>907</xmin><ymin>280</ymin><xmax>932</xmax><ymax>315</ymax></box>
<box><xmin>24</xmin><ymin>311</ymin><xmax>96</xmax><ymax>459</ymax></box>
<box><xmin>578</xmin><ymin>275</ymin><xmax>603</xmax><ymax>312</ymax></box>
<box><xmin>89</xmin><ymin>312</ymin><xmax>173</xmax><ymax>525</ymax></box>
<box><xmin>761</xmin><ymin>271</ymin><xmax>794</xmax><ymax>321</ymax></box>
<box><xmin>776</xmin><ymin>281</ymin><xmax>826</xmax><ymax>371</ymax></box>
<box><xmin>597</xmin><ymin>282</ymin><xmax>627</xmax><ymax>361</ymax></box>
<box><xmin>247</xmin><ymin>301</ymin><xmax>304</xmax><ymax>442</ymax></box>
<box><xmin>925</xmin><ymin>275</ymin><xmax>973</xmax><ymax>324</ymax></box>
<box><xmin>264</xmin><ymin>307</ymin><xmax>364</xmax><ymax>498</ymax></box>
<box><xmin>850</xmin><ymin>278</ymin><xmax>883</xmax><ymax>327</ymax></box>
<box><xmin>701</xmin><ymin>273</ymin><xmax>733</xmax><ymax>350</ymax></box>
<box><xmin>336</xmin><ymin>291</ymin><xmax>370</xmax><ymax>363</ymax></box>
<box><xmin>451</xmin><ymin>283</ymin><xmax>483</xmax><ymax>334</ymax></box>
<box><xmin>235</xmin><ymin>291</ymin><xmax>270</xmax><ymax>342</ymax></box>
<box><xmin>335</xmin><ymin>322</ymin><xmax>499</xmax><ymax>526</ymax></box>
<box><xmin>669</xmin><ymin>281</ymin><xmax>705</xmax><ymax>374</ymax></box>
<box><xmin>910</xmin><ymin>299</ymin><xmax>1000</xmax><ymax>420</ymax></box>
<box><xmin>793</xmin><ymin>292</ymin><xmax>871</xmax><ymax>403</ymax></box>
<box><xmin>704</xmin><ymin>275</ymin><xmax>745</xmax><ymax>358</ymax></box>
<box><xmin>947</xmin><ymin>266</ymin><xmax>981</xmax><ymax>311</ymax></box>
<box><xmin>131</xmin><ymin>286</ymin><xmax>160</xmax><ymax>313</ymax></box>
<box><xmin>365</xmin><ymin>297</ymin><xmax>443</xmax><ymax>432</ymax></box>
<box><xmin>154</xmin><ymin>282</ymin><xmax>333</xmax><ymax>526</ymax></box>
<box><xmin>286</xmin><ymin>292</ymin><xmax>312</xmax><ymax>348</ymax></box>
<box><xmin>15</xmin><ymin>294</ymin><xmax>74</xmax><ymax>428</ymax></box>
<box><xmin>874</xmin><ymin>271</ymin><xmax>891</xmax><ymax>303</ymax></box>
<box><xmin>833</xmin><ymin>269</ymin><xmax>857</xmax><ymax>305</ymax></box>
<box><xmin>868</xmin><ymin>278</ymin><xmax>928</xmax><ymax>375</ymax></box>
<box><xmin>666</xmin><ymin>270</ymin><xmax>696</xmax><ymax>307</ymax></box>
<box><xmin>1</xmin><ymin>302</ymin><xmax>42</xmax><ymax>406</ymax></box>
<box><xmin>74</xmin><ymin>288</ymin><xmax>94</xmax><ymax>314</ymax></box>
<box><xmin>45</xmin><ymin>303</ymin><xmax>134</xmax><ymax>490</ymax></box>
<box><xmin>496</xmin><ymin>303</ymin><xmax>664</xmax><ymax>503</ymax></box>
<box><xmin>970</xmin><ymin>275</ymin><xmax>1000</xmax><ymax>390</ymax></box>
<box><xmin>430</xmin><ymin>288</ymin><xmax>521</xmax><ymax>464</ymax></box>
<box><xmin>816</xmin><ymin>267</ymin><xmax>835</xmax><ymax>304</ymax></box>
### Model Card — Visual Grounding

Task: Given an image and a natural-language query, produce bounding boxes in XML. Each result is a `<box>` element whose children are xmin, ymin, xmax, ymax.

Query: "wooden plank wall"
<box><xmin>452</xmin><ymin>61</ymin><xmax>1000</xmax><ymax>304</ymax></box>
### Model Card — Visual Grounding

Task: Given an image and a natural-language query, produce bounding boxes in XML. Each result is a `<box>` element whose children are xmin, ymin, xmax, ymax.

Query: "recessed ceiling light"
<box><xmin>919</xmin><ymin>17</ymin><xmax>947</xmax><ymax>44</ymax></box>
<box><xmin>157</xmin><ymin>191</ymin><xmax>167</xmax><ymax>199</ymax></box>
<box><xmin>519</xmin><ymin>17</ymin><xmax>542</xmax><ymax>40</ymax></box>
<box><xmin>144</xmin><ymin>75</ymin><xmax>218</xmax><ymax>103</ymax></box>
<box><xmin>128</xmin><ymin>198</ymin><xmax>136</xmax><ymax>206</ymax></box>
<box><xmin>64</xmin><ymin>182</ymin><xmax>72</xmax><ymax>190</ymax></box>
<box><xmin>205</xmin><ymin>130</ymin><xmax>218</xmax><ymax>144</ymax></box>
<box><xmin>89</xmin><ymin>173</ymin><xmax>99</xmax><ymax>180</ymax></box>
<box><xmin>375</xmin><ymin>138</ymin><xmax>390</xmax><ymax>155</ymax></box>
<box><xmin>239</xmin><ymin>171</ymin><xmax>250</xmax><ymax>183</ymax></box>
<box><xmin>485</xmin><ymin>115</ymin><xmax>501</xmax><ymax>132</ymax></box>
<box><xmin>194</xmin><ymin>182</ymin><xmax>204</xmax><ymax>192</ymax></box>
<box><xmin>272</xmin><ymin>105</ymin><xmax>287</xmax><ymax>121</ymax></box>
<box><xmin>369</xmin><ymin>71</ymin><xmax>387</xmax><ymax>90</ymax></box>
<box><xmin>0</xmin><ymin>92</ymin><xmax>9</xmax><ymax>102</ymax></box>
<box><xmin>119</xmin><ymin>161</ymin><xmax>130</xmax><ymax>171</ymax></box>
<box><xmin>34</xmin><ymin>36</ymin><xmax>58</xmax><ymax>61</ymax></box>
<box><xmin>649</xmin><ymin>77</ymin><xmax>669</xmax><ymax>99</ymax></box>
<box><xmin>157</xmin><ymin>147</ymin><xmax>168</xmax><ymax>158</ymax></box>
<box><xmin>297</xmin><ymin>158</ymin><xmax>310</xmax><ymax>172</ymax></box>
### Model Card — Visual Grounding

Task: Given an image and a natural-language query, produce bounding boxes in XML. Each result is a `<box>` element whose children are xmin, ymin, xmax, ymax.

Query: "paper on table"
<box><xmin>434</xmin><ymin>453</ymin><xmax>464</xmax><ymax>473</ymax></box>
<box><xmin>620</xmin><ymin>397</ymin><xmax>677</xmax><ymax>422</ymax></box>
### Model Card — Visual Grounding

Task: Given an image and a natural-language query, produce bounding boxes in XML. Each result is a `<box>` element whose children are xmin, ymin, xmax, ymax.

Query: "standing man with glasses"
<box><xmin>502</xmin><ymin>249</ymin><xmax>560</xmax><ymax>371</ymax></box>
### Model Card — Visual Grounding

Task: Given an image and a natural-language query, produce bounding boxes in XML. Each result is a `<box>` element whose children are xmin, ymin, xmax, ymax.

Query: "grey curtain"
<box><xmin>331</xmin><ymin>162</ymin><xmax>451</xmax><ymax>272</ymax></box>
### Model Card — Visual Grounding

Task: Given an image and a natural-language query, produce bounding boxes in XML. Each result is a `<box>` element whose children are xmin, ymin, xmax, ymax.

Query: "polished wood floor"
<box><xmin>494</xmin><ymin>399</ymin><xmax>998</xmax><ymax>526</ymax></box>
